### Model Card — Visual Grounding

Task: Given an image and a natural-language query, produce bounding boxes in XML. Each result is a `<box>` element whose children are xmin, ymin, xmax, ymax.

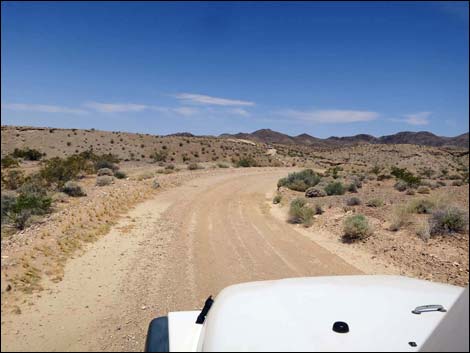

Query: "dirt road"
<box><xmin>1</xmin><ymin>168</ymin><xmax>360</xmax><ymax>352</ymax></box>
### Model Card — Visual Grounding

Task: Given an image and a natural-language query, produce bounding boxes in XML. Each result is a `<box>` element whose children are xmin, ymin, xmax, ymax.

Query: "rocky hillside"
<box><xmin>221</xmin><ymin>129</ymin><xmax>469</xmax><ymax>148</ymax></box>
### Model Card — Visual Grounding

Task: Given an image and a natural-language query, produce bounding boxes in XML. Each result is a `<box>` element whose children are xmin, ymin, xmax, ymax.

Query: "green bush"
<box><xmin>1</xmin><ymin>170</ymin><xmax>26</xmax><ymax>190</ymax></box>
<box><xmin>342</xmin><ymin>214</ymin><xmax>371</xmax><ymax>242</ymax></box>
<box><xmin>324</xmin><ymin>181</ymin><xmax>345</xmax><ymax>196</ymax></box>
<box><xmin>346</xmin><ymin>197</ymin><xmax>361</xmax><ymax>206</ymax></box>
<box><xmin>2</xmin><ymin>185</ymin><xmax>52</xmax><ymax>229</ymax></box>
<box><xmin>429</xmin><ymin>207</ymin><xmax>467</xmax><ymax>236</ymax></box>
<box><xmin>151</xmin><ymin>150</ymin><xmax>168</xmax><ymax>162</ymax></box>
<box><xmin>347</xmin><ymin>183</ymin><xmax>358</xmax><ymax>193</ymax></box>
<box><xmin>273</xmin><ymin>195</ymin><xmax>282</xmax><ymax>204</ymax></box>
<box><xmin>394</xmin><ymin>180</ymin><xmax>408</xmax><ymax>192</ymax></box>
<box><xmin>62</xmin><ymin>181</ymin><xmax>86</xmax><ymax>197</ymax></box>
<box><xmin>391</xmin><ymin>166</ymin><xmax>421</xmax><ymax>188</ymax></box>
<box><xmin>96</xmin><ymin>176</ymin><xmax>114</xmax><ymax>186</ymax></box>
<box><xmin>235</xmin><ymin>157</ymin><xmax>257</xmax><ymax>168</ymax></box>
<box><xmin>366</xmin><ymin>198</ymin><xmax>384</xmax><ymax>207</ymax></box>
<box><xmin>97</xmin><ymin>167</ymin><xmax>114</xmax><ymax>176</ymax></box>
<box><xmin>217</xmin><ymin>162</ymin><xmax>229</xmax><ymax>168</ymax></box>
<box><xmin>40</xmin><ymin>155</ymin><xmax>93</xmax><ymax>187</ymax></box>
<box><xmin>1</xmin><ymin>155</ymin><xmax>19</xmax><ymax>168</ymax></box>
<box><xmin>288</xmin><ymin>198</ymin><xmax>314</xmax><ymax>226</ymax></box>
<box><xmin>188</xmin><ymin>163</ymin><xmax>201</xmax><ymax>170</ymax></box>
<box><xmin>114</xmin><ymin>170</ymin><xmax>127</xmax><ymax>179</ymax></box>
<box><xmin>407</xmin><ymin>199</ymin><xmax>435</xmax><ymax>214</ymax></box>
<box><xmin>12</xmin><ymin>147</ymin><xmax>43</xmax><ymax>161</ymax></box>
<box><xmin>278</xmin><ymin>169</ymin><xmax>321</xmax><ymax>192</ymax></box>
<box><xmin>1</xmin><ymin>191</ymin><xmax>17</xmax><ymax>225</ymax></box>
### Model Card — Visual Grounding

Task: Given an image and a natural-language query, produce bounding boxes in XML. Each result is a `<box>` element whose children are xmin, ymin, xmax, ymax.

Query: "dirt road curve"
<box><xmin>1</xmin><ymin>168</ymin><xmax>360</xmax><ymax>352</ymax></box>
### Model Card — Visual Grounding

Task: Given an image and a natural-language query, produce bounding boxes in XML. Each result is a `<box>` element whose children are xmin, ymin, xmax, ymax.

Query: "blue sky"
<box><xmin>1</xmin><ymin>1</ymin><xmax>468</xmax><ymax>138</ymax></box>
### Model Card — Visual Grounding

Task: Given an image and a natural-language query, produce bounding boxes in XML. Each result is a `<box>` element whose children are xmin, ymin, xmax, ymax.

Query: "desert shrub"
<box><xmin>278</xmin><ymin>169</ymin><xmax>321</xmax><ymax>192</ymax></box>
<box><xmin>370</xmin><ymin>165</ymin><xmax>382</xmax><ymax>175</ymax></box>
<box><xmin>96</xmin><ymin>176</ymin><xmax>114</xmax><ymax>186</ymax></box>
<box><xmin>40</xmin><ymin>155</ymin><xmax>93</xmax><ymax>187</ymax></box>
<box><xmin>97</xmin><ymin>168</ymin><xmax>114</xmax><ymax>176</ymax></box>
<box><xmin>1</xmin><ymin>170</ymin><xmax>26</xmax><ymax>190</ymax></box>
<box><xmin>4</xmin><ymin>187</ymin><xmax>52</xmax><ymax>229</ymax></box>
<box><xmin>346</xmin><ymin>197</ymin><xmax>361</xmax><ymax>206</ymax></box>
<box><xmin>448</xmin><ymin>174</ymin><xmax>461</xmax><ymax>180</ymax></box>
<box><xmin>451</xmin><ymin>180</ymin><xmax>463</xmax><ymax>186</ymax></box>
<box><xmin>342</xmin><ymin>214</ymin><xmax>371</xmax><ymax>242</ymax></box>
<box><xmin>288</xmin><ymin>198</ymin><xmax>314</xmax><ymax>226</ymax></box>
<box><xmin>324</xmin><ymin>181</ymin><xmax>345</xmax><ymax>196</ymax></box>
<box><xmin>394</xmin><ymin>180</ymin><xmax>408</xmax><ymax>192</ymax></box>
<box><xmin>273</xmin><ymin>195</ymin><xmax>282</xmax><ymax>204</ymax></box>
<box><xmin>217</xmin><ymin>162</ymin><xmax>229</xmax><ymax>168</ymax></box>
<box><xmin>429</xmin><ymin>207</ymin><xmax>467</xmax><ymax>236</ymax></box>
<box><xmin>114</xmin><ymin>170</ymin><xmax>127</xmax><ymax>179</ymax></box>
<box><xmin>12</xmin><ymin>147</ymin><xmax>43</xmax><ymax>161</ymax></box>
<box><xmin>350</xmin><ymin>177</ymin><xmax>362</xmax><ymax>188</ymax></box>
<box><xmin>436</xmin><ymin>181</ymin><xmax>446</xmax><ymax>187</ymax></box>
<box><xmin>407</xmin><ymin>198</ymin><xmax>435</xmax><ymax>214</ymax></box>
<box><xmin>389</xmin><ymin>205</ymin><xmax>410</xmax><ymax>231</ymax></box>
<box><xmin>1</xmin><ymin>191</ymin><xmax>17</xmax><ymax>224</ymax></box>
<box><xmin>188</xmin><ymin>163</ymin><xmax>201</xmax><ymax>170</ymax></box>
<box><xmin>313</xmin><ymin>204</ymin><xmax>324</xmax><ymax>215</ymax></box>
<box><xmin>328</xmin><ymin>166</ymin><xmax>342</xmax><ymax>179</ymax></box>
<box><xmin>420</xmin><ymin>168</ymin><xmax>435</xmax><ymax>178</ymax></box>
<box><xmin>417</xmin><ymin>186</ymin><xmax>430</xmax><ymax>194</ymax></box>
<box><xmin>62</xmin><ymin>181</ymin><xmax>86</xmax><ymax>197</ymax></box>
<box><xmin>151</xmin><ymin>150</ymin><xmax>168</xmax><ymax>162</ymax></box>
<box><xmin>347</xmin><ymin>183</ymin><xmax>358</xmax><ymax>193</ymax></box>
<box><xmin>235</xmin><ymin>157</ymin><xmax>257</xmax><ymax>168</ymax></box>
<box><xmin>377</xmin><ymin>174</ymin><xmax>392</xmax><ymax>181</ymax></box>
<box><xmin>391</xmin><ymin>166</ymin><xmax>421</xmax><ymax>188</ymax></box>
<box><xmin>137</xmin><ymin>171</ymin><xmax>154</xmax><ymax>180</ymax></box>
<box><xmin>416</xmin><ymin>220</ymin><xmax>431</xmax><ymax>241</ymax></box>
<box><xmin>1</xmin><ymin>155</ymin><xmax>19</xmax><ymax>168</ymax></box>
<box><xmin>366</xmin><ymin>198</ymin><xmax>383</xmax><ymax>207</ymax></box>
<box><xmin>405</xmin><ymin>189</ymin><xmax>416</xmax><ymax>195</ymax></box>
<box><xmin>94</xmin><ymin>160</ymin><xmax>117</xmax><ymax>171</ymax></box>
<box><xmin>165</xmin><ymin>164</ymin><xmax>175</xmax><ymax>170</ymax></box>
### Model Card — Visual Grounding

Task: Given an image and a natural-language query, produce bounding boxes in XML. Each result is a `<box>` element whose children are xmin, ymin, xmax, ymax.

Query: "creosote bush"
<box><xmin>342</xmin><ymin>214</ymin><xmax>372</xmax><ymax>242</ymax></box>
<box><xmin>429</xmin><ymin>207</ymin><xmax>467</xmax><ymax>236</ymax></box>
<box><xmin>278</xmin><ymin>169</ymin><xmax>321</xmax><ymax>192</ymax></box>
<box><xmin>96</xmin><ymin>176</ymin><xmax>114</xmax><ymax>186</ymax></box>
<box><xmin>346</xmin><ymin>197</ymin><xmax>361</xmax><ymax>206</ymax></box>
<box><xmin>97</xmin><ymin>168</ymin><xmax>114</xmax><ymax>176</ymax></box>
<box><xmin>62</xmin><ymin>181</ymin><xmax>86</xmax><ymax>197</ymax></box>
<box><xmin>324</xmin><ymin>181</ymin><xmax>345</xmax><ymax>196</ymax></box>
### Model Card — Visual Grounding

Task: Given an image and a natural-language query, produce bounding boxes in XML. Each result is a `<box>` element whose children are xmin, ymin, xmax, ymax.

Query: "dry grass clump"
<box><xmin>288</xmin><ymin>198</ymin><xmax>314</xmax><ymax>226</ymax></box>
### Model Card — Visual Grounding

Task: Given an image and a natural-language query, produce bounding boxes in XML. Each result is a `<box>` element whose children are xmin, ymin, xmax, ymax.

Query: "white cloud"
<box><xmin>172</xmin><ymin>107</ymin><xmax>199</xmax><ymax>116</ymax></box>
<box><xmin>84</xmin><ymin>102</ymin><xmax>148</xmax><ymax>113</ymax></box>
<box><xmin>3</xmin><ymin>103</ymin><xmax>87</xmax><ymax>115</ymax></box>
<box><xmin>173</xmin><ymin>93</ymin><xmax>255</xmax><ymax>106</ymax></box>
<box><xmin>402</xmin><ymin>112</ymin><xmax>431</xmax><ymax>126</ymax></box>
<box><xmin>228</xmin><ymin>108</ymin><xmax>250</xmax><ymax>117</ymax></box>
<box><xmin>279</xmin><ymin>109</ymin><xmax>379</xmax><ymax>123</ymax></box>
<box><xmin>390</xmin><ymin>112</ymin><xmax>431</xmax><ymax>126</ymax></box>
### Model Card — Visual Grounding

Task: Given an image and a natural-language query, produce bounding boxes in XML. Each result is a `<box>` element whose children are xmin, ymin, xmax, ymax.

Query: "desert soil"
<box><xmin>1</xmin><ymin>168</ymin><xmax>363</xmax><ymax>352</ymax></box>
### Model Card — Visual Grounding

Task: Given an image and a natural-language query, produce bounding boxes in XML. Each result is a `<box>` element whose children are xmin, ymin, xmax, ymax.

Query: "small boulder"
<box><xmin>305</xmin><ymin>187</ymin><xmax>326</xmax><ymax>198</ymax></box>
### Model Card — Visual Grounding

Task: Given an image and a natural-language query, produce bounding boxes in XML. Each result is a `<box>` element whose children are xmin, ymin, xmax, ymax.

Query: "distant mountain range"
<box><xmin>218</xmin><ymin>129</ymin><xmax>469</xmax><ymax>148</ymax></box>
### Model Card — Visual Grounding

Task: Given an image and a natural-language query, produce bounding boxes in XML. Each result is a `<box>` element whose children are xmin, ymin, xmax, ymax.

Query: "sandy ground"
<box><xmin>1</xmin><ymin>168</ymin><xmax>365</xmax><ymax>352</ymax></box>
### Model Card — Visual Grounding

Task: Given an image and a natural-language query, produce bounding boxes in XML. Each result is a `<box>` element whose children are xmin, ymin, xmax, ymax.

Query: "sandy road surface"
<box><xmin>1</xmin><ymin>168</ymin><xmax>360</xmax><ymax>352</ymax></box>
